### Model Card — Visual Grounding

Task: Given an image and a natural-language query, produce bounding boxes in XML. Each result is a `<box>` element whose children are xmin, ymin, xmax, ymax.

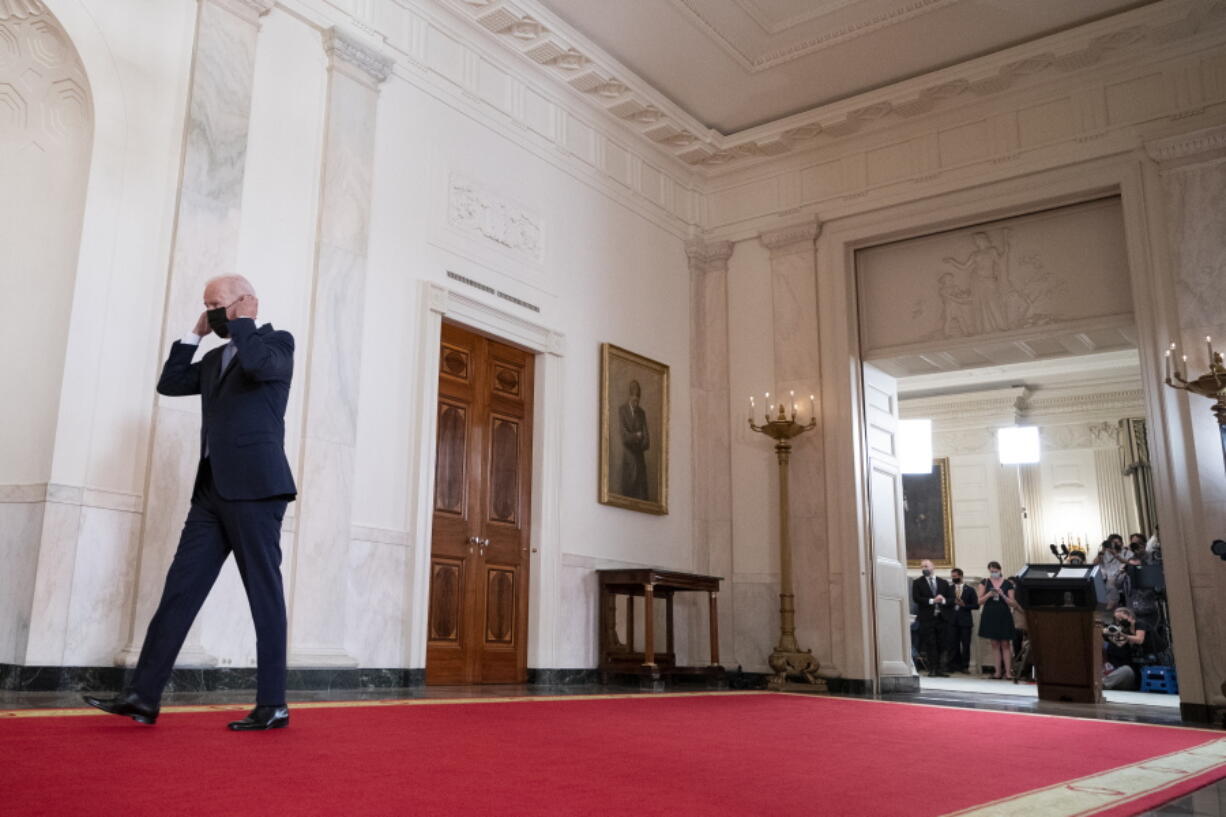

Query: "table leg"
<box><xmin>709</xmin><ymin>591</ymin><xmax>721</xmax><ymax>666</ymax></box>
<box><xmin>626</xmin><ymin>594</ymin><xmax>634</xmax><ymax>654</ymax></box>
<box><xmin>643</xmin><ymin>583</ymin><xmax>656</xmax><ymax>668</ymax></box>
<box><xmin>666</xmin><ymin>594</ymin><xmax>675</xmax><ymax>658</ymax></box>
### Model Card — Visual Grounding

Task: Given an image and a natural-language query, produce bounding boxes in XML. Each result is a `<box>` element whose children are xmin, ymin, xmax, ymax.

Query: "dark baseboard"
<box><xmin>525</xmin><ymin>668</ymin><xmax>599</xmax><ymax>686</ymax></box>
<box><xmin>826</xmin><ymin>677</ymin><xmax>873</xmax><ymax>694</ymax></box>
<box><xmin>878</xmin><ymin>675</ymin><xmax>921</xmax><ymax>693</ymax></box>
<box><xmin>1179</xmin><ymin>701</ymin><xmax>1226</xmax><ymax>726</ymax></box>
<box><xmin>0</xmin><ymin>663</ymin><xmax>424</xmax><ymax>693</ymax></box>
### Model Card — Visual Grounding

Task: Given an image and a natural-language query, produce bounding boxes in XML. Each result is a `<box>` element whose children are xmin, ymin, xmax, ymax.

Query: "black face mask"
<box><xmin>921</xmin><ymin>568</ymin><xmax>932</xmax><ymax>577</ymax></box>
<box><xmin>207</xmin><ymin>307</ymin><xmax>230</xmax><ymax>338</ymax></box>
<box><xmin>952</xmin><ymin>578</ymin><xmax>962</xmax><ymax>584</ymax></box>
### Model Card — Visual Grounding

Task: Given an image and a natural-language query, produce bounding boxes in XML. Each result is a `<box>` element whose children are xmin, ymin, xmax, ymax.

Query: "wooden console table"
<box><xmin>597</xmin><ymin>569</ymin><xmax>724</xmax><ymax>685</ymax></box>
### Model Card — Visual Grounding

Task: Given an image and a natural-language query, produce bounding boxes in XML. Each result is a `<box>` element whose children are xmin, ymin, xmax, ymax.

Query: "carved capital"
<box><xmin>324</xmin><ymin>27</ymin><xmax>393</xmax><ymax>86</ymax></box>
<box><xmin>684</xmin><ymin>238</ymin><xmax>734</xmax><ymax>273</ymax></box>
<box><xmin>205</xmin><ymin>0</ymin><xmax>276</xmax><ymax>26</ymax></box>
<box><xmin>0</xmin><ymin>0</ymin><xmax>45</xmax><ymax>20</ymax></box>
<box><xmin>760</xmin><ymin>218</ymin><xmax>821</xmax><ymax>255</ymax></box>
<box><xmin>1144</xmin><ymin>124</ymin><xmax>1226</xmax><ymax>169</ymax></box>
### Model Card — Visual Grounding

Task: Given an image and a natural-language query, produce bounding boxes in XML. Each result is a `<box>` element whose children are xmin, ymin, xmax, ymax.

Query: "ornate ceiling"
<box><xmin>534</xmin><ymin>0</ymin><xmax>1154</xmax><ymax>132</ymax></box>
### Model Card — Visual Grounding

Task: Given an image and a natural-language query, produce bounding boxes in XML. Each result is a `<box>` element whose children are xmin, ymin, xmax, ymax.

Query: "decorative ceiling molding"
<box><xmin>668</xmin><ymin>0</ymin><xmax>963</xmax><ymax>74</ymax></box>
<box><xmin>437</xmin><ymin>0</ymin><xmax>1226</xmax><ymax>172</ymax></box>
<box><xmin>0</xmin><ymin>0</ymin><xmax>44</xmax><ymax>20</ymax></box>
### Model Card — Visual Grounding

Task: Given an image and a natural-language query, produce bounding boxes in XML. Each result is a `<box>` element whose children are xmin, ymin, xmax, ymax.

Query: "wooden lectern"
<box><xmin>1015</xmin><ymin>564</ymin><xmax>1107</xmax><ymax>704</ymax></box>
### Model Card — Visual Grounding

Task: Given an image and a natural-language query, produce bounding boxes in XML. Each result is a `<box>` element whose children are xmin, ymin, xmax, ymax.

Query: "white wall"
<box><xmin>4</xmin><ymin>0</ymin><xmax>694</xmax><ymax>674</ymax></box>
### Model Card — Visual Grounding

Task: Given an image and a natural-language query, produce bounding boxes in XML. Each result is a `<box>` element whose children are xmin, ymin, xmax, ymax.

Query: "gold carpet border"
<box><xmin>937</xmin><ymin>736</ymin><xmax>1226</xmax><ymax>817</ymax></box>
<box><xmin>779</xmin><ymin>691</ymin><xmax>1220</xmax><ymax>734</ymax></box>
<box><xmin>0</xmin><ymin>690</ymin><xmax>768</xmax><ymax>719</ymax></box>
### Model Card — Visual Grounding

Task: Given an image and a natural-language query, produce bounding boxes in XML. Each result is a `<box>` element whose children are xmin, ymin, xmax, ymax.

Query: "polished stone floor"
<box><xmin>3</xmin><ymin>682</ymin><xmax>1223</xmax><ymax>815</ymax></box>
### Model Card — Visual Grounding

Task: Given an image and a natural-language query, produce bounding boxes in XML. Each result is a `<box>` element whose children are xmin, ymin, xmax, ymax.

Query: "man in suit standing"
<box><xmin>84</xmin><ymin>275</ymin><xmax>297</xmax><ymax>730</ymax></box>
<box><xmin>911</xmin><ymin>559</ymin><xmax>951</xmax><ymax>677</ymax></box>
<box><xmin>945</xmin><ymin>567</ymin><xmax>979</xmax><ymax>673</ymax></box>
<box><xmin>619</xmin><ymin>380</ymin><xmax>650</xmax><ymax>500</ymax></box>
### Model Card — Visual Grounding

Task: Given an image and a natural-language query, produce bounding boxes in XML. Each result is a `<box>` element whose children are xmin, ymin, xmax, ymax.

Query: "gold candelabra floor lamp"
<box><xmin>749</xmin><ymin>394</ymin><xmax>826</xmax><ymax>691</ymax></box>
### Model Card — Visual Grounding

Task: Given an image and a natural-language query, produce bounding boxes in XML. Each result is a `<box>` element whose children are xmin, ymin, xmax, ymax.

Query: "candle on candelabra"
<box><xmin>1208</xmin><ymin>336</ymin><xmax>1215</xmax><ymax>364</ymax></box>
<box><xmin>809</xmin><ymin>394</ymin><xmax>815</xmax><ymax>420</ymax></box>
<box><xmin>1165</xmin><ymin>349</ymin><xmax>1172</xmax><ymax>381</ymax></box>
<box><xmin>1182</xmin><ymin>354</ymin><xmax>1188</xmax><ymax>380</ymax></box>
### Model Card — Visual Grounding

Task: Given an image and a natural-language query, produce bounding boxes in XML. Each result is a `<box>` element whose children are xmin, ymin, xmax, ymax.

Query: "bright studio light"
<box><xmin>899</xmin><ymin>419</ymin><xmax>933</xmax><ymax>474</ymax></box>
<box><xmin>997</xmin><ymin>426</ymin><xmax>1040</xmax><ymax>465</ymax></box>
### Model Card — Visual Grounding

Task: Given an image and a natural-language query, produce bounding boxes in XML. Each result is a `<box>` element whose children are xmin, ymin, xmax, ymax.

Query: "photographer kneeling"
<box><xmin>1102</xmin><ymin>607</ymin><xmax>1150</xmax><ymax>690</ymax></box>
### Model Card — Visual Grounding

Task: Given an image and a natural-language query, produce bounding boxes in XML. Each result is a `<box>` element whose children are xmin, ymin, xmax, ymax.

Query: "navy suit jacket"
<box><xmin>156</xmin><ymin>318</ymin><xmax>297</xmax><ymax>502</ymax></box>
<box><xmin>948</xmin><ymin>582</ymin><xmax>980</xmax><ymax>627</ymax></box>
<box><xmin>912</xmin><ymin>575</ymin><xmax>952</xmax><ymax>622</ymax></box>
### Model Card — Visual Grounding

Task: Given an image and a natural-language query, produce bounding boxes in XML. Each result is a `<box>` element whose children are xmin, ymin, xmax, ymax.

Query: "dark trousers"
<box><xmin>130</xmin><ymin>461</ymin><xmax>289</xmax><ymax>706</ymax></box>
<box><xmin>946</xmin><ymin>623</ymin><xmax>973</xmax><ymax>671</ymax></box>
<box><xmin>918</xmin><ymin>616</ymin><xmax>947</xmax><ymax>674</ymax></box>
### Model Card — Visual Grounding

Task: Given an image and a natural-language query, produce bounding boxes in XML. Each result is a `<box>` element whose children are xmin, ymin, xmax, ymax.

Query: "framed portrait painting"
<box><xmin>903</xmin><ymin>457</ymin><xmax>955</xmax><ymax>568</ymax></box>
<box><xmin>599</xmin><ymin>343</ymin><xmax>669</xmax><ymax>515</ymax></box>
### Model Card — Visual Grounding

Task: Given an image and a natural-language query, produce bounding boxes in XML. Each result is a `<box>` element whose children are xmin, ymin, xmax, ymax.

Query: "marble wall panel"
<box><xmin>62</xmin><ymin>507</ymin><xmax>140</xmax><ymax>665</ymax></box>
<box><xmin>344</xmin><ymin>538</ymin><xmax>407</xmax><ymax>668</ymax></box>
<box><xmin>22</xmin><ymin>500</ymin><xmax>83</xmax><ymax>665</ymax></box>
<box><xmin>556</xmin><ymin>563</ymin><xmax>599</xmax><ymax>668</ymax></box>
<box><xmin>289</xmin><ymin>437</ymin><xmax>356</xmax><ymax>661</ymax></box>
<box><xmin>198</xmin><ymin>559</ymin><xmax>258</xmax><ymax>669</ymax></box>
<box><xmin>732</xmin><ymin>579</ymin><xmax>778</xmax><ymax>674</ymax></box>
<box><xmin>0</xmin><ymin>502</ymin><xmax>43</xmax><ymax>664</ymax></box>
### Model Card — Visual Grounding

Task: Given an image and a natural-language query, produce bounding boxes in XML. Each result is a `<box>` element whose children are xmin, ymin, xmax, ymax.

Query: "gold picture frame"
<box><xmin>599</xmin><ymin>343</ymin><xmax>669</xmax><ymax>515</ymax></box>
<box><xmin>903</xmin><ymin>457</ymin><xmax>955</xmax><ymax>568</ymax></box>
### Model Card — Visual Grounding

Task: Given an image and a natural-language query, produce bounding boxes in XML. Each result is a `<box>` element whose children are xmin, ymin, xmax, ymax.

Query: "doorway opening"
<box><xmin>855</xmin><ymin>197</ymin><xmax>1179</xmax><ymax>713</ymax></box>
<box><xmin>425</xmin><ymin>320</ymin><xmax>535</xmax><ymax>685</ymax></box>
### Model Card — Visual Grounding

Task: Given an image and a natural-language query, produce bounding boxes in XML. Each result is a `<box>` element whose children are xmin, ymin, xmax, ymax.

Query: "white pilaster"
<box><xmin>110</xmin><ymin>0</ymin><xmax>273</xmax><ymax>670</ymax></box>
<box><xmin>287</xmin><ymin>28</ymin><xmax>391</xmax><ymax>667</ymax></box>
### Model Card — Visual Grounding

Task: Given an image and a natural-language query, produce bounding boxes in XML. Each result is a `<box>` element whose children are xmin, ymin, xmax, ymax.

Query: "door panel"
<box><xmin>863</xmin><ymin>363</ymin><xmax>914</xmax><ymax>681</ymax></box>
<box><xmin>427</xmin><ymin>321</ymin><xmax>533</xmax><ymax>684</ymax></box>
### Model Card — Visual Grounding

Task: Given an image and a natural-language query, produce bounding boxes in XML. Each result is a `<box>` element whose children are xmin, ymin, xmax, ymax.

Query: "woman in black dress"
<box><xmin>977</xmin><ymin>561</ymin><xmax>1018</xmax><ymax>679</ymax></box>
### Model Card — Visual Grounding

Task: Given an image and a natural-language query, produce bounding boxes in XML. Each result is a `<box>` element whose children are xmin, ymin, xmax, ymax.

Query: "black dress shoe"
<box><xmin>228</xmin><ymin>705</ymin><xmax>289</xmax><ymax>731</ymax></box>
<box><xmin>82</xmin><ymin>691</ymin><xmax>158</xmax><ymax>725</ymax></box>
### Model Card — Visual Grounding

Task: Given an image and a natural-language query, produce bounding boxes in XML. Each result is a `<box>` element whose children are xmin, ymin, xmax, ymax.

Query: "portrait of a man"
<box><xmin>600</xmin><ymin>344</ymin><xmax>669</xmax><ymax>514</ymax></box>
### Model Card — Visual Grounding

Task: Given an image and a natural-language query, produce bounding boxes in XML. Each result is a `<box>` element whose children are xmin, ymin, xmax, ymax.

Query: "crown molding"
<box><xmin>434</xmin><ymin>0</ymin><xmax>1226</xmax><ymax>172</ymax></box>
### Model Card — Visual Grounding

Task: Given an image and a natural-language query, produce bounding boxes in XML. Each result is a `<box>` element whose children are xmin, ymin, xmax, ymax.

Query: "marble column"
<box><xmin>758</xmin><ymin>218</ymin><xmax>836</xmax><ymax>674</ymax></box>
<box><xmin>1019</xmin><ymin>463</ymin><xmax>1047</xmax><ymax>565</ymax></box>
<box><xmin>1094</xmin><ymin>447</ymin><xmax>1130</xmax><ymax>542</ymax></box>
<box><xmin>685</xmin><ymin>238</ymin><xmax>734</xmax><ymax>662</ymax></box>
<box><xmin>1144</xmin><ymin>124</ymin><xmax>1226</xmax><ymax>719</ymax></box>
<box><xmin>995</xmin><ymin>465</ymin><xmax>1027</xmax><ymax>573</ymax></box>
<box><xmin>112</xmin><ymin>0</ymin><xmax>275</xmax><ymax>669</ymax></box>
<box><xmin>286</xmin><ymin>29</ymin><xmax>392</xmax><ymax>668</ymax></box>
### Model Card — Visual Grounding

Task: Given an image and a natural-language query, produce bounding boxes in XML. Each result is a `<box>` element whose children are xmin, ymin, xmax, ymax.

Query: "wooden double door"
<box><xmin>427</xmin><ymin>321</ymin><xmax>534</xmax><ymax>684</ymax></box>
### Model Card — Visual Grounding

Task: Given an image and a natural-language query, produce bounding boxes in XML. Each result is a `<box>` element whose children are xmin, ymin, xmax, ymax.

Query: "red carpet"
<box><xmin>2</xmin><ymin>692</ymin><xmax>1224</xmax><ymax>817</ymax></box>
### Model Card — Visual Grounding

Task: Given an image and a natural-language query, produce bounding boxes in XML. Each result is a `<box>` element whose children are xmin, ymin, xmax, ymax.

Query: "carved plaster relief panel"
<box><xmin>429</xmin><ymin>169</ymin><xmax>551</xmax><ymax>294</ymax></box>
<box><xmin>857</xmin><ymin>198</ymin><xmax>1132</xmax><ymax>359</ymax></box>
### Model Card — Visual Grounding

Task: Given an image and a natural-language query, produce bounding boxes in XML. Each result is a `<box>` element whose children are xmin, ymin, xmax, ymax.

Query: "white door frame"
<box><xmin>816</xmin><ymin>152</ymin><xmax>1199</xmax><ymax>696</ymax></box>
<box><xmin>404</xmin><ymin>281</ymin><xmax>566</xmax><ymax>674</ymax></box>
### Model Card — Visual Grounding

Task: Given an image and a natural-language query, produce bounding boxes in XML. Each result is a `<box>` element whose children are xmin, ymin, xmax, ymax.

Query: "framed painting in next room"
<box><xmin>903</xmin><ymin>457</ymin><xmax>955</xmax><ymax>568</ymax></box>
<box><xmin>599</xmin><ymin>343</ymin><xmax>669</xmax><ymax>515</ymax></box>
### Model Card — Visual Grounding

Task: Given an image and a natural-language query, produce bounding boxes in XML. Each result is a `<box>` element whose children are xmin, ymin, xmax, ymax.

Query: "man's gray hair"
<box><xmin>206</xmin><ymin>274</ymin><xmax>256</xmax><ymax>297</ymax></box>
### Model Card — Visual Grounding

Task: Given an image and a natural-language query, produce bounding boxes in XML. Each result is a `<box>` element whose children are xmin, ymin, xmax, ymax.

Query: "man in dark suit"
<box><xmin>945</xmin><ymin>567</ymin><xmax>979</xmax><ymax>673</ymax></box>
<box><xmin>85</xmin><ymin>275</ymin><xmax>296</xmax><ymax>730</ymax></box>
<box><xmin>911</xmin><ymin>559</ymin><xmax>951</xmax><ymax>677</ymax></box>
<box><xmin>618</xmin><ymin>380</ymin><xmax>650</xmax><ymax>500</ymax></box>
